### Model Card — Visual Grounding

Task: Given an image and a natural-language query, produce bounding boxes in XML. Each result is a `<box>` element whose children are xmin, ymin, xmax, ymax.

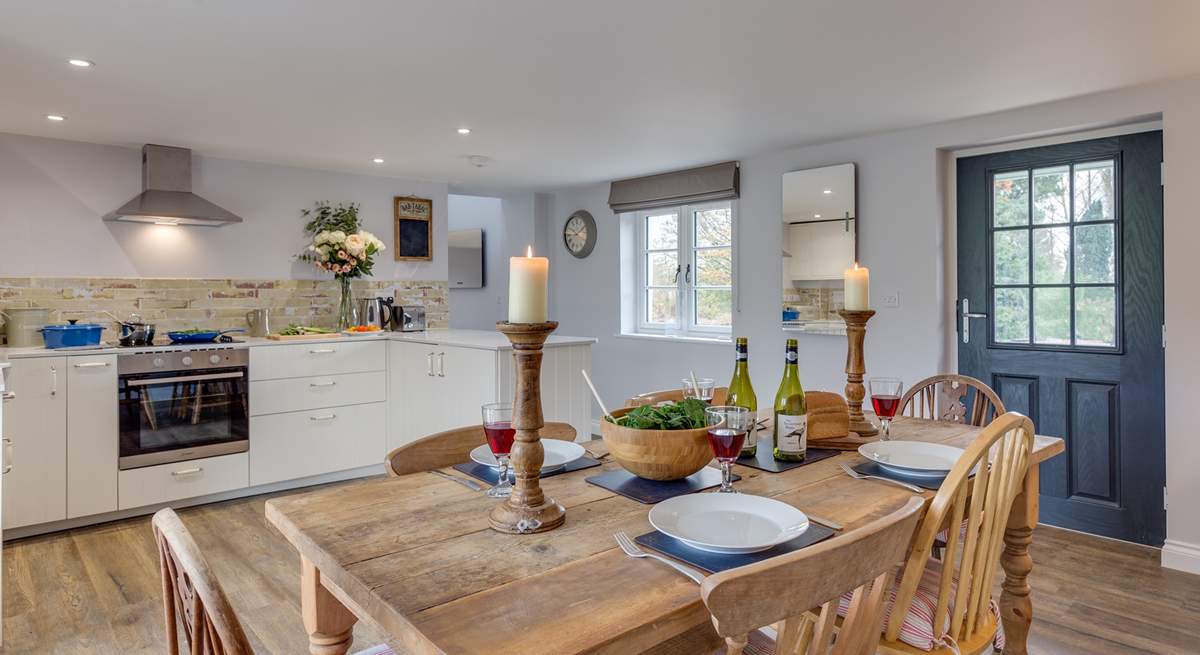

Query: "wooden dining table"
<box><xmin>265</xmin><ymin>416</ymin><xmax>1064</xmax><ymax>655</ymax></box>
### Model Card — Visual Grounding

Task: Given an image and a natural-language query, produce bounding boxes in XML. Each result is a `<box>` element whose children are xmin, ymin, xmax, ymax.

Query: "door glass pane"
<box><xmin>994</xmin><ymin>230</ymin><xmax>1029</xmax><ymax>284</ymax></box>
<box><xmin>1033</xmin><ymin>287</ymin><xmax>1071</xmax><ymax>345</ymax></box>
<box><xmin>994</xmin><ymin>288</ymin><xmax>1029</xmax><ymax>343</ymax></box>
<box><xmin>647</xmin><ymin>251</ymin><xmax>678</xmax><ymax>285</ymax></box>
<box><xmin>1074</xmin><ymin>160</ymin><xmax>1115</xmax><ymax>222</ymax></box>
<box><xmin>646</xmin><ymin>213</ymin><xmax>678</xmax><ymax>249</ymax></box>
<box><xmin>1074</xmin><ymin>224</ymin><xmax>1115</xmax><ymax>283</ymax></box>
<box><xmin>694</xmin><ymin>289</ymin><xmax>732</xmax><ymax>326</ymax></box>
<box><xmin>993</xmin><ymin>171</ymin><xmax>1029</xmax><ymax>227</ymax></box>
<box><xmin>1032</xmin><ymin>165</ymin><xmax>1070</xmax><ymax>224</ymax></box>
<box><xmin>647</xmin><ymin>289</ymin><xmax>677</xmax><ymax>324</ymax></box>
<box><xmin>695</xmin><ymin>248</ymin><xmax>731</xmax><ymax>286</ymax></box>
<box><xmin>1032</xmin><ymin>227</ymin><xmax>1070</xmax><ymax>284</ymax></box>
<box><xmin>1075</xmin><ymin>286</ymin><xmax>1116</xmax><ymax>347</ymax></box>
<box><xmin>694</xmin><ymin>208</ymin><xmax>732</xmax><ymax>247</ymax></box>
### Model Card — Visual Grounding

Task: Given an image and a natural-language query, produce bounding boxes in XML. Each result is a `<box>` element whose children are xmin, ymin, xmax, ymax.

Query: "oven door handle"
<box><xmin>125</xmin><ymin>371</ymin><xmax>245</xmax><ymax>387</ymax></box>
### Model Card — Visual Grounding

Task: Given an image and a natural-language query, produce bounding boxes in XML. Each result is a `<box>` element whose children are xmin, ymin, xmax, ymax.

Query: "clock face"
<box><xmin>563</xmin><ymin>210</ymin><xmax>596</xmax><ymax>258</ymax></box>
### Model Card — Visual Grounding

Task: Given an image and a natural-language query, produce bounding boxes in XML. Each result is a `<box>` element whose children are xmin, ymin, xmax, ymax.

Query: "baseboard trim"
<box><xmin>1162</xmin><ymin>539</ymin><xmax>1200</xmax><ymax>574</ymax></box>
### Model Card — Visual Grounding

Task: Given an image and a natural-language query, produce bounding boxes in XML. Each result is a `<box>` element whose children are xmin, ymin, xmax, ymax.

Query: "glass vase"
<box><xmin>336</xmin><ymin>277</ymin><xmax>356</xmax><ymax>329</ymax></box>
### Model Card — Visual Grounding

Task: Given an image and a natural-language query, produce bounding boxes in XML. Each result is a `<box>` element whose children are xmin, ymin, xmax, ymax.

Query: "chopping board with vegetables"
<box><xmin>266</xmin><ymin>325</ymin><xmax>342</xmax><ymax>341</ymax></box>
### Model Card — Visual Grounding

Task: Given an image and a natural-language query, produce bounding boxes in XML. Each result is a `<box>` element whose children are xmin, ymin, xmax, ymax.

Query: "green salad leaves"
<box><xmin>608</xmin><ymin>398</ymin><xmax>708</xmax><ymax>430</ymax></box>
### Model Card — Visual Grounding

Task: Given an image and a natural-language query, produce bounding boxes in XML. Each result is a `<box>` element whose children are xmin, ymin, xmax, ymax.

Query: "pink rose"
<box><xmin>338</xmin><ymin>250</ymin><xmax>348</xmax><ymax>259</ymax></box>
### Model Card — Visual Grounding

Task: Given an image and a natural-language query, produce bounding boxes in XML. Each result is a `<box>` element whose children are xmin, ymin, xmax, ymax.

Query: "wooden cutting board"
<box><xmin>808</xmin><ymin>431</ymin><xmax>880</xmax><ymax>451</ymax></box>
<box><xmin>265</xmin><ymin>332</ymin><xmax>342</xmax><ymax>341</ymax></box>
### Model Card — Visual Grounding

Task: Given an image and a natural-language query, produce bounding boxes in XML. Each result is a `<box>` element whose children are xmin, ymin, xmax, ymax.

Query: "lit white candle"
<box><xmin>844</xmin><ymin>262</ymin><xmax>870</xmax><ymax>310</ymax></box>
<box><xmin>509</xmin><ymin>246</ymin><xmax>549</xmax><ymax>323</ymax></box>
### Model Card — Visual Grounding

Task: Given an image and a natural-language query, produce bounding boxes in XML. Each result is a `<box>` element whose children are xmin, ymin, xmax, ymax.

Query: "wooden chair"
<box><xmin>701</xmin><ymin>496</ymin><xmax>925</xmax><ymax>655</ymax></box>
<box><xmin>900</xmin><ymin>374</ymin><xmax>1005</xmax><ymax>427</ymax></box>
<box><xmin>152</xmin><ymin>508</ymin><xmax>391</xmax><ymax>655</ymax></box>
<box><xmin>626</xmin><ymin>387</ymin><xmax>728</xmax><ymax>407</ymax></box>
<box><xmin>385</xmin><ymin>422</ymin><xmax>577</xmax><ymax>477</ymax></box>
<box><xmin>876</xmin><ymin>411</ymin><xmax>1036</xmax><ymax>655</ymax></box>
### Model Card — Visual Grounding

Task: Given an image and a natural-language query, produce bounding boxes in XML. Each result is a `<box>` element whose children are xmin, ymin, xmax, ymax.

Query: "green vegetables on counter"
<box><xmin>277</xmin><ymin>324</ymin><xmax>337</xmax><ymax>336</ymax></box>
<box><xmin>607</xmin><ymin>398</ymin><xmax>708</xmax><ymax>430</ymax></box>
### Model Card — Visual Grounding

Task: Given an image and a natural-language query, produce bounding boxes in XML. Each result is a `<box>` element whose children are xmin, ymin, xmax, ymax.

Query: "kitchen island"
<box><xmin>0</xmin><ymin>329</ymin><xmax>596</xmax><ymax>538</ymax></box>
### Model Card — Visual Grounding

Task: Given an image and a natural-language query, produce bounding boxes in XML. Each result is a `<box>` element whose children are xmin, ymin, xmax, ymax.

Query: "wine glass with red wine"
<box><xmin>705</xmin><ymin>405</ymin><xmax>751</xmax><ymax>493</ymax></box>
<box><xmin>481</xmin><ymin>402</ymin><xmax>515</xmax><ymax>498</ymax></box>
<box><xmin>868</xmin><ymin>377</ymin><xmax>903</xmax><ymax>440</ymax></box>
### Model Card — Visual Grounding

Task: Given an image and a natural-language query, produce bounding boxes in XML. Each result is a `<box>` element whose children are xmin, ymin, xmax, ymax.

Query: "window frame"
<box><xmin>634</xmin><ymin>200</ymin><xmax>735</xmax><ymax>339</ymax></box>
<box><xmin>985</xmin><ymin>153</ymin><xmax>1124</xmax><ymax>353</ymax></box>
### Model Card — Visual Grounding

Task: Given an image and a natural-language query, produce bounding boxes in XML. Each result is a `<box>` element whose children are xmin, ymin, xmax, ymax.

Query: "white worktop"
<box><xmin>0</xmin><ymin>329</ymin><xmax>598</xmax><ymax>360</ymax></box>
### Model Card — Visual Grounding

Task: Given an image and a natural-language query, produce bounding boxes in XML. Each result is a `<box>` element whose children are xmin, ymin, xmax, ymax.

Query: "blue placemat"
<box><xmin>634</xmin><ymin>523</ymin><xmax>838</xmax><ymax>573</ymax></box>
<box><xmin>454</xmin><ymin>456</ymin><xmax>601</xmax><ymax>485</ymax></box>
<box><xmin>736</xmin><ymin>440</ymin><xmax>841</xmax><ymax>473</ymax></box>
<box><xmin>585</xmin><ymin>467</ymin><xmax>741</xmax><ymax>504</ymax></box>
<box><xmin>851</xmin><ymin>461</ymin><xmax>945</xmax><ymax>490</ymax></box>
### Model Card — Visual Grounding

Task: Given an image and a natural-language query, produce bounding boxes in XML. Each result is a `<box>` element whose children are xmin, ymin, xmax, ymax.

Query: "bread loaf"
<box><xmin>806</xmin><ymin>391</ymin><xmax>850</xmax><ymax>440</ymax></box>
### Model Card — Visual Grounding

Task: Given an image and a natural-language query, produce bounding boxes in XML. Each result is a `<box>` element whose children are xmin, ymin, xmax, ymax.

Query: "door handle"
<box><xmin>2</xmin><ymin>437</ymin><xmax>12</xmax><ymax>474</ymax></box>
<box><xmin>436</xmin><ymin>352</ymin><xmax>446</xmax><ymax>377</ymax></box>
<box><xmin>308</xmin><ymin>348</ymin><xmax>337</xmax><ymax>354</ymax></box>
<box><xmin>74</xmin><ymin>361</ymin><xmax>110</xmax><ymax>368</ymax></box>
<box><xmin>170</xmin><ymin>467</ymin><xmax>203</xmax><ymax>478</ymax></box>
<box><xmin>309</xmin><ymin>413</ymin><xmax>337</xmax><ymax>422</ymax></box>
<box><xmin>309</xmin><ymin>380</ymin><xmax>337</xmax><ymax>388</ymax></box>
<box><xmin>1</xmin><ymin>391</ymin><xmax>15</xmax><ymax>401</ymax></box>
<box><xmin>426</xmin><ymin>352</ymin><xmax>435</xmax><ymax>376</ymax></box>
<box><xmin>960</xmin><ymin>298</ymin><xmax>988</xmax><ymax>344</ymax></box>
<box><xmin>50</xmin><ymin>365</ymin><xmax>58</xmax><ymax>396</ymax></box>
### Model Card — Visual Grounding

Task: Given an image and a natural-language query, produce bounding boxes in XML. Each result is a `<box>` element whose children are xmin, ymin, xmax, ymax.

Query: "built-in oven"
<box><xmin>118</xmin><ymin>347</ymin><xmax>249</xmax><ymax>469</ymax></box>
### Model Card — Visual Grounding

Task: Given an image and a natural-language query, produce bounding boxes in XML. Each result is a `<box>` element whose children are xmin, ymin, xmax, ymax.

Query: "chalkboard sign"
<box><xmin>394</xmin><ymin>196</ymin><xmax>433</xmax><ymax>261</ymax></box>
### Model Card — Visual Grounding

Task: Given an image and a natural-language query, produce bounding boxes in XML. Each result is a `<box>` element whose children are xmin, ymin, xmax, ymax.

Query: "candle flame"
<box><xmin>853</xmin><ymin>262</ymin><xmax>859</xmax><ymax>270</ymax></box>
<box><xmin>526</xmin><ymin>245</ymin><xmax>533</xmax><ymax>258</ymax></box>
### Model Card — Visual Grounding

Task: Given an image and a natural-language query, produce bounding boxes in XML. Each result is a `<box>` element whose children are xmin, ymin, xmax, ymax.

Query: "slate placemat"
<box><xmin>454</xmin><ymin>456</ymin><xmax>601</xmax><ymax>486</ymax></box>
<box><xmin>585</xmin><ymin>467</ymin><xmax>741</xmax><ymax>504</ymax></box>
<box><xmin>850</xmin><ymin>461</ymin><xmax>945</xmax><ymax>490</ymax></box>
<box><xmin>634</xmin><ymin>523</ymin><xmax>838</xmax><ymax>573</ymax></box>
<box><xmin>735</xmin><ymin>440</ymin><xmax>841</xmax><ymax>473</ymax></box>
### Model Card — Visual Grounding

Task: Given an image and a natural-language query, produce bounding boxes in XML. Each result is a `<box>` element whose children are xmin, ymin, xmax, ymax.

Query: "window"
<box><xmin>633</xmin><ymin>200</ymin><xmax>734</xmax><ymax>338</ymax></box>
<box><xmin>990</xmin><ymin>159</ymin><xmax>1118</xmax><ymax>349</ymax></box>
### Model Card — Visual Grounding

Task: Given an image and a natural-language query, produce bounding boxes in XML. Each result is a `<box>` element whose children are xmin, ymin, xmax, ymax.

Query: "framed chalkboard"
<box><xmin>394</xmin><ymin>196</ymin><xmax>433</xmax><ymax>261</ymax></box>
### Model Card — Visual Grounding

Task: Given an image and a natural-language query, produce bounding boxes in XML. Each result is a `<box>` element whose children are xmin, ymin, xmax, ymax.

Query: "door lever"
<box><xmin>960</xmin><ymin>298</ymin><xmax>988</xmax><ymax>344</ymax></box>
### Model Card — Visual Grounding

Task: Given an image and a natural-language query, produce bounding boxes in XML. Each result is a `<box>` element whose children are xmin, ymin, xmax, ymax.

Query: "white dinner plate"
<box><xmin>858</xmin><ymin>441</ymin><xmax>965</xmax><ymax>478</ymax></box>
<box><xmin>470</xmin><ymin>439</ymin><xmax>586</xmax><ymax>472</ymax></box>
<box><xmin>648</xmin><ymin>493</ymin><xmax>810</xmax><ymax>554</ymax></box>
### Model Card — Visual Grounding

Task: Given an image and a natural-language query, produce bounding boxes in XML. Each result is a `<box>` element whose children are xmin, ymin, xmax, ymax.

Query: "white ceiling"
<box><xmin>3</xmin><ymin>1</ymin><xmax>1198</xmax><ymax>190</ymax></box>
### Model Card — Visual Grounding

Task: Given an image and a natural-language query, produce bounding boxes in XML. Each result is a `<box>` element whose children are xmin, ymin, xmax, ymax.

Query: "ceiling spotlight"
<box><xmin>822</xmin><ymin>189</ymin><xmax>833</xmax><ymax>194</ymax></box>
<box><xmin>457</xmin><ymin>127</ymin><xmax>471</xmax><ymax>135</ymax></box>
<box><xmin>372</xmin><ymin>157</ymin><xmax>385</xmax><ymax>164</ymax></box>
<box><xmin>46</xmin><ymin>114</ymin><xmax>66</xmax><ymax>121</ymax></box>
<box><xmin>67</xmin><ymin>58</ymin><xmax>94</xmax><ymax>68</ymax></box>
<box><xmin>814</xmin><ymin>214</ymin><xmax>822</xmax><ymax>218</ymax></box>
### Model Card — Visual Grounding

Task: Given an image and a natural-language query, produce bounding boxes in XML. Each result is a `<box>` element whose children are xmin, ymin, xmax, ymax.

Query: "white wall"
<box><xmin>542</xmin><ymin>75</ymin><xmax>1200</xmax><ymax>573</ymax></box>
<box><xmin>0</xmin><ymin>132</ymin><xmax>448</xmax><ymax>281</ymax></box>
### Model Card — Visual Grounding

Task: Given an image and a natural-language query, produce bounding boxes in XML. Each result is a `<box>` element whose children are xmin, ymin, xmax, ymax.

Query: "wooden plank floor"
<box><xmin>3</xmin><ymin>476</ymin><xmax>1199</xmax><ymax>654</ymax></box>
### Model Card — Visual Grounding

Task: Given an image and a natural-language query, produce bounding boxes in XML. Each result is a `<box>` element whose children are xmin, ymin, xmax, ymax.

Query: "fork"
<box><xmin>613</xmin><ymin>532</ymin><xmax>706</xmax><ymax>584</ymax></box>
<box><xmin>839</xmin><ymin>463</ymin><xmax>924</xmax><ymax>493</ymax></box>
<box><xmin>429</xmin><ymin>469</ymin><xmax>484</xmax><ymax>492</ymax></box>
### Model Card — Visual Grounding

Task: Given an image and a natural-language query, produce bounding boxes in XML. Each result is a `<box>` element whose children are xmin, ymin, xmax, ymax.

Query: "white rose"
<box><xmin>344</xmin><ymin>233</ymin><xmax>366</xmax><ymax>256</ymax></box>
<box><xmin>328</xmin><ymin>230</ymin><xmax>346</xmax><ymax>245</ymax></box>
<box><xmin>315</xmin><ymin>231</ymin><xmax>331</xmax><ymax>245</ymax></box>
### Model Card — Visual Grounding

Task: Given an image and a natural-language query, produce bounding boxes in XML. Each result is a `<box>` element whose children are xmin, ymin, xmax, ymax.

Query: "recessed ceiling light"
<box><xmin>46</xmin><ymin>114</ymin><xmax>66</xmax><ymax>121</ymax></box>
<box><xmin>372</xmin><ymin>157</ymin><xmax>385</xmax><ymax>164</ymax></box>
<box><xmin>457</xmin><ymin>127</ymin><xmax>471</xmax><ymax>135</ymax></box>
<box><xmin>822</xmin><ymin>189</ymin><xmax>833</xmax><ymax>194</ymax></box>
<box><xmin>67</xmin><ymin>58</ymin><xmax>94</xmax><ymax>68</ymax></box>
<box><xmin>814</xmin><ymin>214</ymin><xmax>822</xmax><ymax>218</ymax></box>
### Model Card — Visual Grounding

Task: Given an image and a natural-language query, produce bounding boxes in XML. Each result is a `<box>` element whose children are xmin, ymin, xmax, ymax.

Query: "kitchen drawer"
<box><xmin>249</xmin><ymin>371</ymin><xmax>386</xmax><ymax>416</ymax></box>
<box><xmin>249</xmin><ymin>401</ymin><xmax>385</xmax><ymax>486</ymax></box>
<box><xmin>118</xmin><ymin>453</ymin><xmax>249</xmax><ymax>510</ymax></box>
<box><xmin>249</xmin><ymin>340</ymin><xmax>385</xmax><ymax>381</ymax></box>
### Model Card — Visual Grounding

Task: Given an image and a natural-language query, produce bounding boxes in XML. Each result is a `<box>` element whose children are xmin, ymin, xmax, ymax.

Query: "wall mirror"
<box><xmin>781</xmin><ymin>162</ymin><xmax>856</xmax><ymax>334</ymax></box>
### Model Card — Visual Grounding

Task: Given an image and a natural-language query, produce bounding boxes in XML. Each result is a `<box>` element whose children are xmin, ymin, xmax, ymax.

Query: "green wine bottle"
<box><xmin>773</xmin><ymin>339</ymin><xmax>807</xmax><ymax>461</ymax></box>
<box><xmin>727</xmin><ymin>337</ymin><xmax>759</xmax><ymax>457</ymax></box>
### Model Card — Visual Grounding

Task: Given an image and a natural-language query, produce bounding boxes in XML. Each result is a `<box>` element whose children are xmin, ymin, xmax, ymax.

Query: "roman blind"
<box><xmin>608</xmin><ymin>161</ymin><xmax>739</xmax><ymax>213</ymax></box>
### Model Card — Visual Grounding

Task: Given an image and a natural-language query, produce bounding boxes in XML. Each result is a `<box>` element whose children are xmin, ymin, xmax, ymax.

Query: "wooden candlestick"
<box><xmin>837</xmin><ymin>309</ymin><xmax>878</xmax><ymax>437</ymax></box>
<box><xmin>490</xmin><ymin>321</ymin><xmax>566</xmax><ymax>534</ymax></box>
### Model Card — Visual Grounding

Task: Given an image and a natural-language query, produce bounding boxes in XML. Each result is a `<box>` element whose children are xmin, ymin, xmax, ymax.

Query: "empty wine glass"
<box><xmin>682</xmin><ymin>377</ymin><xmax>716</xmax><ymax>403</ymax></box>
<box><xmin>481</xmin><ymin>402</ymin><xmax>515</xmax><ymax>498</ymax></box>
<box><xmin>868</xmin><ymin>377</ymin><xmax>903</xmax><ymax>440</ymax></box>
<box><xmin>705</xmin><ymin>405</ymin><xmax>751</xmax><ymax>493</ymax></box>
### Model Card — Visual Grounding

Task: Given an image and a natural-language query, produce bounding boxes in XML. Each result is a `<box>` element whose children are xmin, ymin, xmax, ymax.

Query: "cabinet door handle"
<box><xmin>50</xmin><ymin>365</ymin><xmax>58</xmax><ymax>396</ymax></box>
<box><xmin>309</xmin><ymin>380</ymin><xmax>337</xmax><ymax>388</ymax></box>
<box><xmin>74</xmin><ymin>361</ymin><xmax>110</xmax><ymax>368</ymax></box>
<box><xmin>426</xmin><ymin>352</ymin><xmax>435</xmax><ymax>376</ymax></box>
<box><xmin>436</xmin><ymin>352</ymin><xmax>446</xmax><ymax>377</ymax></box>
<box><xmin>171</xmin><ymin>467</ymin><xmax>203</xmax><ymax>477</ymax></box>
<box><xmin>308</xmin><ymin>348</ymin><xmax>337</xmax><ymax>354</ymax></box>
<box><xmin>1</xmin><ymin>391</ymin><xmax>15</xmax><ymax>401</ymax></box>
<box><xmin>2</xmin><ymin>437</ymin><xmax>12</xmax><ymax>474</ymax></box>
<box><xmin>309</xmin><ymin>413</ymin><xmax>337</xmax><ymax>422</ymax></box>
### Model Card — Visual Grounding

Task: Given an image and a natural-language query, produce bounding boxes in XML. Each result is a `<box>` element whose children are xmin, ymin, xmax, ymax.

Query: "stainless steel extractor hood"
<box><xmin>104</xmin><ymin>144</ymin><xmax>243</xmax><ymax>226</ymax></box>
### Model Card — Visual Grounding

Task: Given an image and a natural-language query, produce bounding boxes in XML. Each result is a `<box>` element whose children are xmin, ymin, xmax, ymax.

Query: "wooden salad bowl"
<box><xmin>600</xmin><ymin>406</ymin><xmax>714</xmax><ymax>480</ymax></box>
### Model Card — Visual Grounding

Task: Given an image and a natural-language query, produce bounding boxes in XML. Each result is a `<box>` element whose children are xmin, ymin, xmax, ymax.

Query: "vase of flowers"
<box><xmin>298</xmin><ymin>202</ymin><xmax>386</xmax><ymax>329</ymax></box>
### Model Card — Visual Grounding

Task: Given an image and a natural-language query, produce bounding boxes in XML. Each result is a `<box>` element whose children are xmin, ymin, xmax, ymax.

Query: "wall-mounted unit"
<box><xmin>448</xmin><ymin>228</ymin><xmax>485</xmax><ymax>288</ymax></box>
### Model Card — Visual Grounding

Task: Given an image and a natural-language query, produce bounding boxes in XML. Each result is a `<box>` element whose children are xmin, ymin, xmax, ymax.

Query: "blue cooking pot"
<box><xmin>41</xmin><ymin>323</ymin><xmax>104</xmax><ymax>349</ymax></box>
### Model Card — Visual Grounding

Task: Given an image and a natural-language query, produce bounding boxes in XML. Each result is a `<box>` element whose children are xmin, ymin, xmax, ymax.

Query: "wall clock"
<box><xmin>563</xmin><ymin>210</ymin><xmax>597</xmax><ymax>258</ymax></box>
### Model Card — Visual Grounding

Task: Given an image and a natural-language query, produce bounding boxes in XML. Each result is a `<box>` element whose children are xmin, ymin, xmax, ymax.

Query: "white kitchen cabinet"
<box><xmin>387</xmin><ymin>341</ymin><xmax>498</xmax><ymax>451</ymax></box>
<box><xmin>250</xmin><ymin>371</ymin><xmax>386</xmax><ymax>416</ymax></box>
<box><xmin>788</xmin><ymin>220</ymin><xmax>856</xmax><ymax>281</ymax></box>
<box><xmin>250</xmin><ymin>340</ymin><xmax>385</xmax><ymax>380</ymax></box>
<box><xmin>66</xmin><ymin>354</ymin><xmax>118</xmax><ymax>519</ymax></box>
<box><xmin>118</xmin><ymin>453</ymin><xmax>248</xmax><ymax>510</ymax></box>
<box><xmin>250</xmin><ymin>402</ymin><xmax>385</xmax><ymax>485</ymax></box>
<box><xmin>1</xmin><ymin>357</ymin><xmax>67</xmax><ymax>528</ymax></box>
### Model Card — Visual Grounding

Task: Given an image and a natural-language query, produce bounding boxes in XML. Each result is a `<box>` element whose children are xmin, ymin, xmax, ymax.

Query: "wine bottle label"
<box><xmin>785</xmin><ymin>351</ymin><xmax>797</xmax><ymax>363</ymax></box>
<box><xmin>776</xmin><ymin>414</ymin><xmax>807</xmax><ymax>452</ymax></box>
